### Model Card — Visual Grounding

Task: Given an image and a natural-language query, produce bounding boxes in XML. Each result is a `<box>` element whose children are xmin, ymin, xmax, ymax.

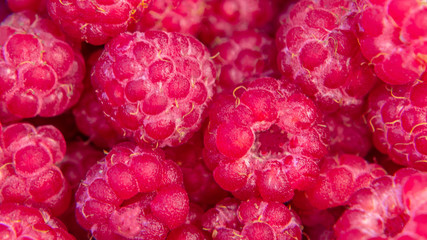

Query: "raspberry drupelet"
<box><xmin>203</xmin><ymin>77</ymin><xmax>329</xmax><ymax>202</ymax></box>
<box><xmin>0</xmin><ymin>123</ymin><xmax>71</xmax><ymax>216</ymax></box>
<box><xmin>366</xmin><ymin>78</ymin><xmax>427</xmax><ymax>171</ymax></box>
<box><xmin>0</xmin><ymin>11</ymin><xmax>85</xmax><ymax>123</ymax></box>
<box><xmin>334</xmin><ymin>168</ymin><xmax>427</xmax><ymax>240</ymax></box>
<box><xmin>356</xmin><ymin>0</ymin><xmax>427</xmax><ymax>85</ymax></box>
<box><xmin>0</xmin><ymin>203</ymin><xmax>76</xmax><ymax>239</ymax></box>
<box><xmin>75</xmin><ymin>142</ymin><xmax>190</xmax><ymax>240</ymax></box>
<box><xmin>47</xmin><ymin>0</ymin><xmax>152</xmax><ymax>45</ymax></box>
<box><xmin>276</xmin><ymin>0</ymin><xmax>377</xmax><ymax>115</ymax></box>
<box><xmin>202</xmin><ymin>197</ymin><xmax>302</xmax><ymax>240</ymax></box>
<box><xmin>91</xmin><ymin>31</ymin><xmax>216</xmax><ymax>148</ymax></box>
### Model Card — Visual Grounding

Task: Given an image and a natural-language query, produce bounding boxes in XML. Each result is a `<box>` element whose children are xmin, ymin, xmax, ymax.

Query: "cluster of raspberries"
<box><xmin>0</xmin><ymin>0</ymin><xmax>427</xmax><ymax>239</ymax></box>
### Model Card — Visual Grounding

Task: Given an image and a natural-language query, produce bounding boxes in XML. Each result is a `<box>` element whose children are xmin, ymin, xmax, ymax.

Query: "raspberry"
<box><xmin>0</xmin><ymin>11</ymin><xmax>85</xmax><ymax>123</ymax></box>
<box><xmin>356</xmin><ymin>0</ymin><xmax>427</xmax><ymax>85</ymax></box>
<box><xmin>203</xmin><ymin>77</ymin><xmax>329</xmax><ymax>202</ymax></box>
<box><xmin>75</xmin><ymin>142</ymin><xmax>189</xmax><ymax>239</ymax></box>
<box><xmin>276</xmin><ymin>0</ymin><xmax>377</xmax><ymax>114</ymax></box>
<box><xmin>0</xmin><ymin>203</ymin><xmax>76</xmax><ymax>239</ymax></box>
<box><xmin>133</xmin><ymin>0</ymin><xmax>205</xmax><ymax>36</ymax></box>
<box><xmin>91</xmin><ymin>31</ymin><xmax>216</xmax><ymax>148</ymax></box>
<box><xmin>0</xmin><ymin>123</ymin><xmax>71</xmax><ymax>216</ymax></box>
<box><xmin>164</xmin><ymin>130</ymin><xmax>230</xmax><ymax>209</ymax></box>
<box><xmin>202</xmin><ymin>197</ymin><xmax>302</xmax><ymax>240</ymax></box>
<box><xmin>47</xmin><ymin>0</ymin><xmax>151</xmax><ymax>45</ymax></box>
<box><xmin>305</xmin><ymin>154</ymin><xmax>386</xmax><ymax>210</ymax></box>
<box><xmin>325</xmin><ymin>111</ymin><xmax>372</xmax><ymax>157</ymax></box>
<box><xmin>211</xmin><ymin>30</ymin><xmax>278</xmax><ymax>92</ymax></box>
<box><xmin>198</xmin><ymin>0</ymin><xmax>274</xmax><ymax>46</ymax></box>
<box><xmin>334</xmin><ymin>168</ymin><xmax>427</xmax><ymax>239</ymax></box>
<box><xmin>366</xmin><ymin>79</ymin><xmax>427</xmax><ymax>171</ymax></box>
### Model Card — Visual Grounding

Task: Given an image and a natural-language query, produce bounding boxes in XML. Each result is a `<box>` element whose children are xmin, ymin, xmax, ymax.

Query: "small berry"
<box><xmin>91</xmin><ymin>31</ymin><xmax>216</xmax><ymax>147</ymax></box>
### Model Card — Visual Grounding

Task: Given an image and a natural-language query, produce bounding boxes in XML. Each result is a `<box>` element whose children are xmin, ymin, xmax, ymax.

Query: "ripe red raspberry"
<box><xmin>133</xmin><ymin>0</ymin><xmax>205</xmax><ymax>36</ymax></box>
<box><xmin>211</xmin><ymin>30</ymin><xmax>277</xmax><ymax>92</ymax></box>
<box><xmin>202</xmin><ymin>197</ymin><xmax>302</xmax><ymax>240</ymax></box>
<box><xmin>0</xmin><ymin>123</ymin><xmax>71</xmax><ymax>216</ymax></box>
<box><xmin>276</xmin><ymin>0</ymin><xmax>377</xmax><ymax>114</ymax></box>
<box><xmin>203</xmin><ymin>77</ymin><xmax>329</xmax><ymax>202</ymax></box>
<box><xmin>164</xmin><ymin>130</ymin><xmax>230</xmax><ymax>209</ymax></box>
<box><xmin>91</xmin><ymin>31</ymin><xmax>216</xmax><ymax>148</ymax></box>
<box><xmin>168</xmin><ymin>203</ymin><xmax>210</xmax><ymax>240</ymax></box>
<box><xmin>0</xmin><ymin>203</ymin><xmax>76</xmax><ymax>239</ymax></box>
<box><xmin>198</xmin><ymin>0</ymin><xmax>274</xmax><ymax>46</ymax></box>
<box><xmin>366</xmin><ymin>79</ymin><xmax>427</xmax><ymax>171</ymax></box>
<box><xmin>0</xmin><ymin>11</ymin><xmax>85</xmax><ymax>123</ymax></box>
<box><xmin>47</xmin><ymin>0</ymin><xmax>151</xmax><ymax>45</ymax></box>
<box><xmin>305</xmin><ymin>154</ymin><xmax>386</xmax><ymax>210</ymax></box>
<box><xmin>334</xmin><ymin>168</ymin><xmax>427</xmax><ymax>239</ymax></box>
<box><xmin>75</xmin><ymin>142</ymin><xmax>189</xmax><ymax>240</ymax></box>
<box><xmin>356</xmin><ymin>0</ymin><xmax>427</xmax><ymax>85</ymax></box>
<box><xmin>325</xmin><ymin>111</ymin><xmax>372</xmax><ymax>157</ymax></box>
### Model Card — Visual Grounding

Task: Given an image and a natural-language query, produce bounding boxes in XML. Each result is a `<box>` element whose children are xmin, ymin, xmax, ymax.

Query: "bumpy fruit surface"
<box><xmin>91</xmin><ymin>31</ymin><xmax>216</xmax><ymax>148</ymax></box>
<box><xmin>334</xmin><ymin>168</ymin><xmax>427</xmax><ymax>240</ymax></box>
<box><xmin>366</xmin><ymin>79</ymin><xmax>427</xmax><ymax>171</ymax></box>
<box><xmin>211</xmin><ymin>30</ymin><xmax>277</xmax><ymax>92</ymax></box>
<box><xmin>0</xmin><ymin>11</ymin><xmax>85</xmax><ymax>123</ymax></box>
<box><xmin>0</xmin><ymin>203</ymin><xmax>76</xmax><ymax>239</ymax></box>
<box><xmin>75</xmin><ymin>142</ymin><xmax>189</xmax><ymax>240</ymax></box>
<box><xmin>305</xmin><ymin>154</ymin><xmax>386</xmax><ymax>210</ymax></box>
<box><xmin>133</xmin><ymin>0</ymin><xmax>205</xmax><ymax>36</ymax></box>
<box><xmin>276</xmin><ymin>0</ymin><xmax>377</xmax><ymax>114</ymax></box>
<box><xmin>203</xmin><ymin>77</ymin><xmax>329</xmax><ymax>202</ymax></box>
<box><xmin>202</xmin><ymin>197</ymin><xmax>302</xmax><ymax>240</ymax></box>
<box><xmin>0</xmin><ymin>123</ymin><xmax>71</xmax><ymax>216</ymax></box>
<box><xmin>47</xmin><ymin>0</ymin><xmax>151</xmax><ymax>45</ymax></box>
<box><xmin>356</xmin><ymin>0</ymin><xmax>427</xmax><ymax>85</ymax></box>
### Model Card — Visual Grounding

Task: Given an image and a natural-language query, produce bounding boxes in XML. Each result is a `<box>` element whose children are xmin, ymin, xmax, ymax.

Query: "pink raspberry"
<box><xmin>211</xmin><ymin>30</ymin><xmax>277</xmax><ymax>92</ymax></box>
<box><xmin>325</xmin><ymin>111</ymin><xmax>372</xmax><ymax>157</ymax></box>
<box><xmin>164</xmin><ymin>130</ymin><xmax>230</xmax><ymax>209</ymax></box>
<box><xmin>91</xmin><ymin>31</ymin><xmax>216</xmax><ymax>148</ymax></box>
<box><xmin>75</xmin><ymin>142</ymin><xmax>189</xmax><ymax>240</ymax></box>
<box><xmin>276</xmin><ymin>0</ymin><xmax>377</xmax><ymax>114</ymax></box>
<box><xmin>198</xmin><ymin>0</ymin><xmax>274</xmax><ymax>46</ymax></box>
<box><xmin>0</xmin><ymin>123</ymin><xmax>71</xmax><ymax>216</ymax></box>
<box><xmin>305</xmin><ymin>154</ymin><xmax>386</xmax><ymax>210</ymax></box>
<box><xmin>366</xmin><ymin>79</ymin><xmax>427</xmax><ymax>171</ymax></box>
<box><xmin>168</xmin><ymin>203</ymin><xmax>210</xmax><ymax>240</ymax></box>
<box><xmin>203</xmin><ymin>77</ymin><xmax>329</xmax><ymax>202</ymax></box>
<box><xmin>334</xmin><ymin>168</ymin><xmax>427</xmax><ymax>239</ymax></box>
<box><xmin>47</xmin><ymin>0</ymin><xmax>151</xmax><ymax>45</ymax></box>
<box><xmin>0</xmin><ymin>203</ymin><xmax>76</xmax><ymax>239</ymax></box>
<box><xmin>133</xmin><ymin>0</ymin><xmax>205</xmax><ymax>36</ymax></box>
<box><xmin>356</xmin><ymin>0</ymin><xmax>427</xmax><ymax>85</ymax></box>
<box><xmin>202</xmin><ymin>197</ymin><xmax>302</xmax><ymax>240</ymax></box>
<box><xmin>0</xmin><ymin>11</ymin><xmax>85</xmax><ymax>123</ymax></box>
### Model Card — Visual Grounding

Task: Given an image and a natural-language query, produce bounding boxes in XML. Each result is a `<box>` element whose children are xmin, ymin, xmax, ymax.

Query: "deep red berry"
<box><xmin>91</xmin><ymin>31</ymin><xmax>216</xmax><ymax>148</ymax></box>
<box><xmin>0</xmin><ymin>11</ymin><xmax>85</xmax><ymax>123</ymax></box>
